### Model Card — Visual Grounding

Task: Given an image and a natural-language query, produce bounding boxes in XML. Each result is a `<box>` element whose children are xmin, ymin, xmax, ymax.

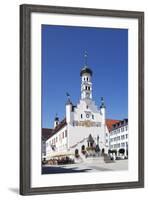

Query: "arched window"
<box><xmin>81</xmin><ymin>145</ymin><xmax>85</xmax><ymax>151</ymax></box>
<box><xmin>81</xmin><ymin>145</ymin><xmax>85</xmax><ymax>155</ymax></box>
<box><xmin>75</xmin><ymin>149</ymin><xmax>79</xmax><ymax>158</ymax></box>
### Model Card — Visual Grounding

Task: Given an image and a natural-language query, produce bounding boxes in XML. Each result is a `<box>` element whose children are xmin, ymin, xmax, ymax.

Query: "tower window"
<box><xmin>92</xmin><ymin>115</ymin><xmax>94</xmax><ymax>119</ymax></box>
<box><xmin>84</xmin><ymin>77</ymin><xmax>85</xmax><ymax>81</ymax></box>
<box><xmin>81</xmin><ymin>114</ymin><xmax>83</xmax><ymax>118</ymax></box>
<box><xmin>87</xmin><ymin>77</ymin><xmax>89</xmax><ymax>81</ymax></box>
<box><xmin>85</xmin><ymin>86</ymin><xmax>87</xmax><ymax>90</ymax></box>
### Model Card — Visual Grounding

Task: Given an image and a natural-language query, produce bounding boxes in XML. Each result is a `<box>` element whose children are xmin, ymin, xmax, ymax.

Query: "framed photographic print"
<box><xmin>20</xmin><ymin>4</ymin><xmax>144</xmax><ymax>195</ymax></box>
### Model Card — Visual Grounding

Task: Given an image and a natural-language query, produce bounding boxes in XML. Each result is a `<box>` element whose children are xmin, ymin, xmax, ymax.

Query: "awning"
<box><xmin>47</xmin><ymin>151</ymin><xmax>74</xmax><ymax>159</ymax></box>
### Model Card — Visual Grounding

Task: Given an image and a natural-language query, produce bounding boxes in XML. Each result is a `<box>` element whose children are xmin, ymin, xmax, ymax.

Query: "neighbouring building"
<box><xmin>108</xmin><ymin>119</ymin><xmax>128</xmax><ymax>157</ymax></box>
<box><xmin>105</xmin><ymin>119</ymin><xmax>121</xmax><ymax>148</ymax></box>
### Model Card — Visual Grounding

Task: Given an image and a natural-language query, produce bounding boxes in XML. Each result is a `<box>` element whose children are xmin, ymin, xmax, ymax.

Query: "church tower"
<box><xmin>80</xmin><ymin>52</ymin><xmax>93</xmax><ymax>100</ymax></box>
<box><xmin>54</xmin><ymin>114</ymin><xmax>59</xmax><ymax>128</ymax></box>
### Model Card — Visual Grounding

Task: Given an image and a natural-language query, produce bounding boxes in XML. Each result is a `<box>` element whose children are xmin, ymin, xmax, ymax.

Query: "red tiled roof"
<box><xmin>106</xmin><ymin>119</ymin><xmax>120</xmax><ymax>132</ymax></box>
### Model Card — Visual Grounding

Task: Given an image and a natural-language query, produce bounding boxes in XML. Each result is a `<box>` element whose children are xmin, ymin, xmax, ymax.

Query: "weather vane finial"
<box><xmin>66</xmin><ymin>92</ymin><xmax>70</xmax><ymax>99</ymax></box>
<box><xmin>100</xmin><ymin>97</ymin><xmax>106</xmax><ymax>108</ymax></box>
<box><xmin>84</xmin><ymin>50</ymin><xmax>88</xmax><ymax>66</ymax></box>
<box><xmin>66</xmin><ymin>92</ymin><xmax>72</xmax><ymax>105</ymax></box>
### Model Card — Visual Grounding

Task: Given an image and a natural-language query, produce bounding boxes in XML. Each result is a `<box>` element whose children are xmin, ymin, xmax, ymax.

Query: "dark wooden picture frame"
<box><xmin>20</xmin><ymin>4</ymin><xmax>144</xmax><ymax>195</ymax></box>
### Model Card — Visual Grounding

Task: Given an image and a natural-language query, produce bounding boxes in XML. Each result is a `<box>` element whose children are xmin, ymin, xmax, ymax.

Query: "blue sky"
<box><xmin>42</xmin><ymin>25</ymin><xmax>128</xmax><ymax>128</ymax></box>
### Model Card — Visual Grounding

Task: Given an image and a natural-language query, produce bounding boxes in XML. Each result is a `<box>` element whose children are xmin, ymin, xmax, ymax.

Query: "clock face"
<box><xmin>86</xmin><ymin>114</ymin><xmax>89</xmax><ymax>118</ymax></box>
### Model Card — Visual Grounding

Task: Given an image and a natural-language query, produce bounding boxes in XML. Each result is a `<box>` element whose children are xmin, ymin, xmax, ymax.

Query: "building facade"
<box><xmin>45</xmin><ymin>53</ymin><xmax>109</xmax><ymax>160</ymax></box>
<box><xmin>109</xmin><ymin>119</ymin><xmax>128</xmax><ymax>157</ymax></box>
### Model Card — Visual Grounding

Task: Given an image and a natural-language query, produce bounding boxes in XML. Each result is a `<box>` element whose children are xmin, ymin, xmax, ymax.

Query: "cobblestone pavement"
<box><xmin>42</xmin><ymin>159</ymin><xmax>128</xmax><ymax>174</ymax></box>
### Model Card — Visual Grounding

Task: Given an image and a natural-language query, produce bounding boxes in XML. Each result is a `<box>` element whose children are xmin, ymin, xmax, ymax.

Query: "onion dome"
<box><xmin>54</xmin><ymin>117</ymin><xmax>59</xmax><ymax>121</ymax></box>
<box><xmin>80</xmin><ymin>67</ymin><xmax>93</xmax><ymax>76</ymax></box>
<box><xmin>80</xmin><ymin>51</ymin><xmax>93</xmax><ymax>76</ymax></box>
<box><xmin>54</xmin><ymin>114</ymin><xmax>59</xmax><ymax>121</ymax></box>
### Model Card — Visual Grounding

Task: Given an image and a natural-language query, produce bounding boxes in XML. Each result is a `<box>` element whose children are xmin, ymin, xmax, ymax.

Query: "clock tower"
<box><xmin>80</xmin><ymin>52</ymin><xmax>93</xmax><ymax>100</ymax></box>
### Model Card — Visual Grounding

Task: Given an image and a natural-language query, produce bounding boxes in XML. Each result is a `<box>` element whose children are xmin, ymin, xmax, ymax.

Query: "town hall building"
<box><xmin>45</xmin><ymin>52</ymin><xmax>111</xmax><ymax>161</ymax></box>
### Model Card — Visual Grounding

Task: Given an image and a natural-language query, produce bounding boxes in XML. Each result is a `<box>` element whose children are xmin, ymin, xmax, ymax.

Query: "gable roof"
<box><xmin>42</xmin><ymin>118</ymin><xmax>67</xmax><ymax>140</ymax></box>
<box><xmin>106</xmin><ymin>119</ymin><xmax>121</xmax><ymax>132</ymax></box>
<box><xmin>51</xmin><ymin>118</ymin><xmax>67</xmax><ymax>135</ymax></box>
<box><xmin>111</xmin><ymin>118</ymin><xmax>128</xmax><ymax>131</ymax></box>
<box><xmin>42</xmin><ymin>128</ymin><xmax>53</xmax><ymax>141</ymax></box>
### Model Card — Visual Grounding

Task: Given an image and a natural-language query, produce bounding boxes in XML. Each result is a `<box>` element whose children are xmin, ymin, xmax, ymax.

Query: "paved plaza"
<box><xmin>42</xmin><ymin>159</ymin><xmax>128</xmax><ymax>174</ymax></box>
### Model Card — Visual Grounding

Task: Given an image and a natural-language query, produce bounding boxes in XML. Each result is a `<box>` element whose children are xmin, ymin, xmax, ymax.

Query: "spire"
<box><xmin>100</xmin><ymin>97</ymin><xmax>106</xmax><ymax>108</ymax></box>
<box><xmin>54</xmin><ymin>113</ymin><xmax>59</xmax><ymax>128</ymax></box>
<box><xmin>66</xmin><ymin>92</ymin><xmax>72</xmax><ymax>105</ymax></box>
<box><xmin>84</xmin><ymin>50</ymin><xmax>88</xmax><ymax>66</ymax></box>
<box><xmin>80</xmin><ymin>51</ymin><xmax>92</xmax><ymax>77</ymax></box>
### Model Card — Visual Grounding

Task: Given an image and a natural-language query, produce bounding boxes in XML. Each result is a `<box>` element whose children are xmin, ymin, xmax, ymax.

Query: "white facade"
<box><xmin>46</xmin><ymin>56</ymin><xmax>108</xmax><ymax>160</ymax></box>
<box><xmin>67</xmin><ymin>99</ymin><xmax>106</xmax><ymax>152</ymax></box>
<box><xmin>46</xmin><ymin>125</ymin><xmax>68</xmax><ymax>156</ymax></box>
<box><xmin>109</xmin><ymin>119</ymin><xmax>128</xmax><ymax>156</ymax></box>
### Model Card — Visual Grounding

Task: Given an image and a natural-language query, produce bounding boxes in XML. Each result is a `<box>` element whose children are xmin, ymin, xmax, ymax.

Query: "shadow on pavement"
<box><xmin>42</xmin><ymin>166</ymin><xmax>92</xmax><ymax>174</ymax></box>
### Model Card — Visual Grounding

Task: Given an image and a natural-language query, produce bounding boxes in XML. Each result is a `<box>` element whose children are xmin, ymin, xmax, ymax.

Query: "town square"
<box><xmin>41</xmin><ymin>25</ymin><xmax>128</xmax><ymax>174</ymax></box>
